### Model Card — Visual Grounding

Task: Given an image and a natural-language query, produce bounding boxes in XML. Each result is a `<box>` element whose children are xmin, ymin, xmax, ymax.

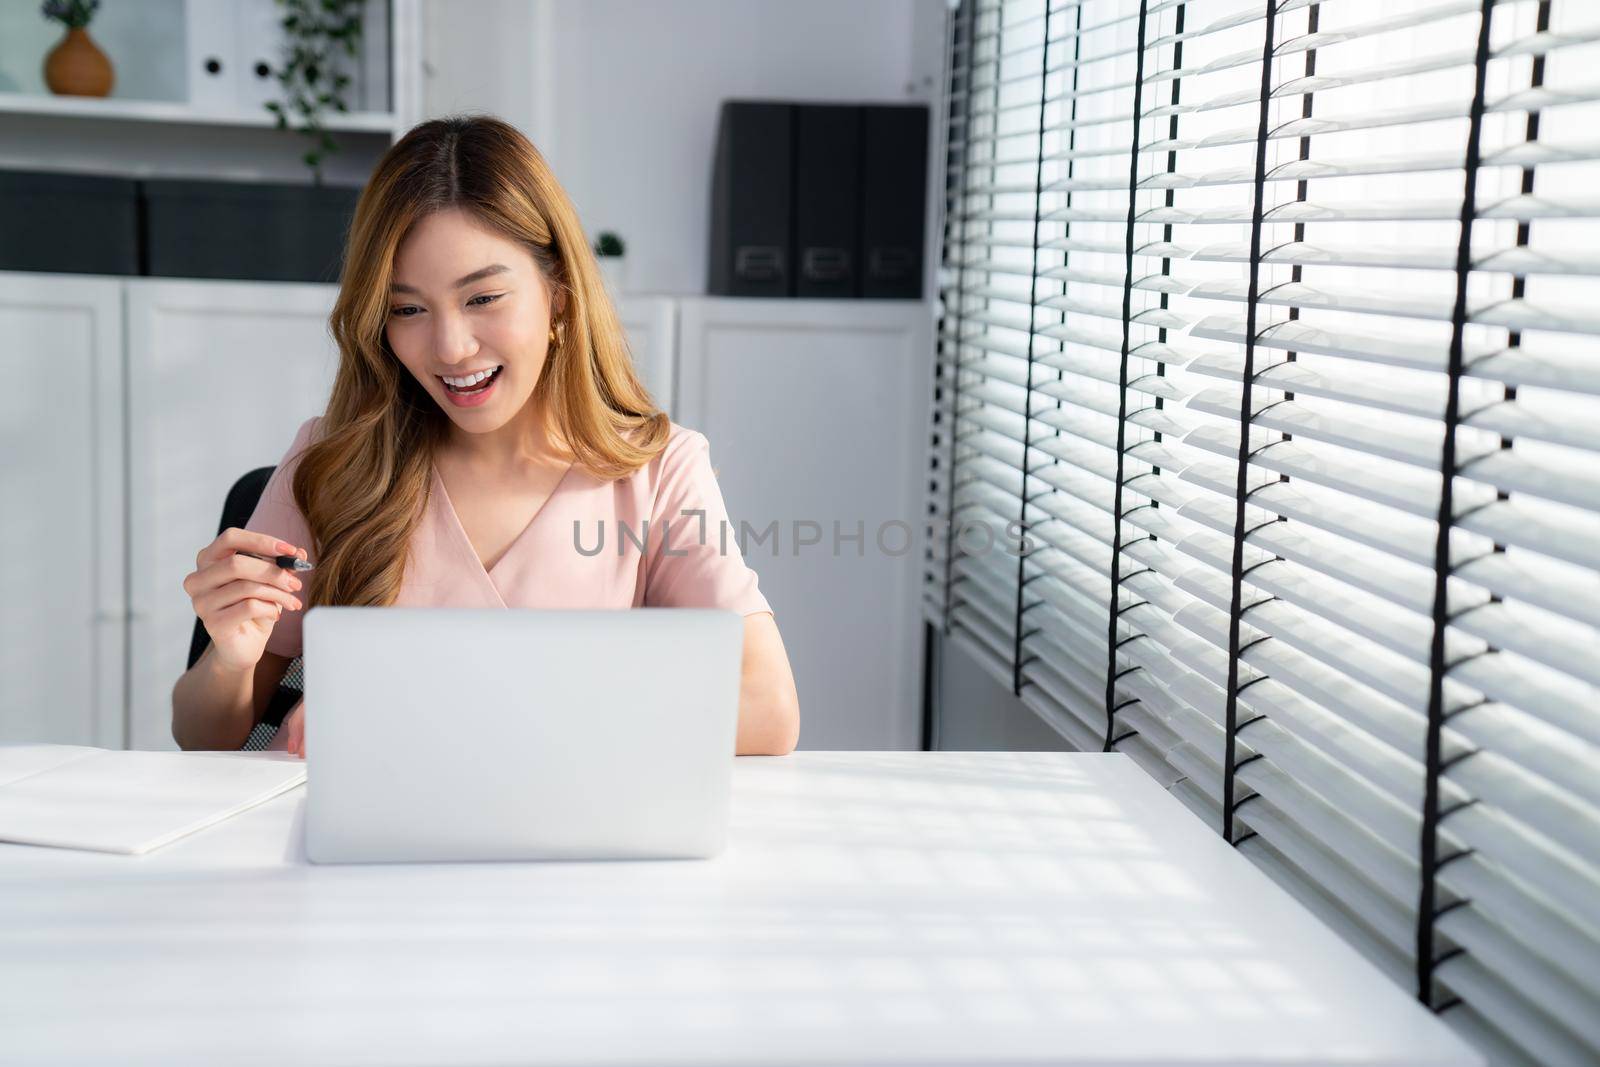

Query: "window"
<box><xmin>925</xmin><ymin>1</ymin><xmax>1600</xmax><ymax>1062</ymax></box>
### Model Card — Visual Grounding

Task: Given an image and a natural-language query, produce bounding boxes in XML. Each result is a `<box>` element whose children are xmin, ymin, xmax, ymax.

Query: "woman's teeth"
<box><xmin>442</xmin><ymin>366</ymin><xmax>502</xmax><ymax>392</ymax></box>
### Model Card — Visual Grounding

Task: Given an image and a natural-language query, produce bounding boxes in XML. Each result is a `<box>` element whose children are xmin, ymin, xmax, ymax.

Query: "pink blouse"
<box><xmin>244</xmin><ymin>415</ymin><xmax>773</xmax><ymax>667</ymax></box>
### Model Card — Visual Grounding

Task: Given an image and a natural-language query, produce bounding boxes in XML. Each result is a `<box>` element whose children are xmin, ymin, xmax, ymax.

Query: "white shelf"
<box><xmin>0</xmin><ymin>91</ymin><xmax>399</xmax><ymax>135</ymax></box>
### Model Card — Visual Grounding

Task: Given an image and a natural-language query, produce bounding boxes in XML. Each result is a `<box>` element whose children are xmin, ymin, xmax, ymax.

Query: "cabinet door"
<box><xmin>0</xmin><ymin>272</ymin><xmax>125</xmax><ymax>747</ymax></box>
<box><xmin>676</xmin><ymin>298</ymin><xmax>933</xmax><ymax>750</ymax></box>
<box><xmin>126</xmin><ymin>280</ymin><xmax>339</xmax><ymax>750</ymax></box>
<box><xmin>613</xmin><ymin>296</ymin><xmax>677</xmax><ymax>416</ymax></box>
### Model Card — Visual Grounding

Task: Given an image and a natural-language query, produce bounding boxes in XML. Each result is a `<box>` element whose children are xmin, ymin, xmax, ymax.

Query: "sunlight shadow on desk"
<box><xmin>0</xmin><ymin>753</ymin><xmax>1462</xmax><ymax>1065</ymax></box>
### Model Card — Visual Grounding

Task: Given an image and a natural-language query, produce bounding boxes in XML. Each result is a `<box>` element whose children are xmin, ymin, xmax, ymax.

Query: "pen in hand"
<box><xmin>242</xmin><ymin>552</ymin><xmax>316</xmax><ymax>572</ymax></box>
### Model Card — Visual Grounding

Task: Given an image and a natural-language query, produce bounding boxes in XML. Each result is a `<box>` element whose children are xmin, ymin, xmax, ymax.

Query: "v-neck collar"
<box><xmin>430</xmin><ymin>457</ymin><xmax>577</xmax><ymax>591</ymax></box>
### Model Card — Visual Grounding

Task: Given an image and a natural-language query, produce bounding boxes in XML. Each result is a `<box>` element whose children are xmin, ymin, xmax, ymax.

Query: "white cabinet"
<box><xmin>612</xmin><ymin>296</ymin><xmax>676</xmax><ymax>417</ymax></box>
<box><xmin>0</xmin><ymin>3</ymin><xmax>423</xmax><ymax>189</ymax></box>
<box><xmin>677</xmin><ymin>298</ymin><xmax>933</xmax><ymax>750</ymax></box>
<box><xmin>125</xmin><ymin>280</ymin><xmax>342</xmax><ymax>750</ymax></box>
<box><xmin>1</xmin><ymin>277</ymin><xmax>931</xmax><ymax>753</ymax></box>
<box><xmin>0</xmin><ymin>273</ymin><xmax>125</xmax><ymax>747</ymax></box>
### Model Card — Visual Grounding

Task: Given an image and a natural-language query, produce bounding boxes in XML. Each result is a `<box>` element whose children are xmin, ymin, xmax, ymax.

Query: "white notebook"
<box><xmin>0</xmin><ymin>744</ymin><xmax>306</xmax><ymax>855</ymax></box>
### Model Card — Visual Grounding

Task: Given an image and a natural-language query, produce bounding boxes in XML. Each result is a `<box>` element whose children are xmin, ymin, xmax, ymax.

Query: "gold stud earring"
<box><xmin>548</xmin><ymin>325</ymin><xmax>558</xmax><ymax>346</ymax></box>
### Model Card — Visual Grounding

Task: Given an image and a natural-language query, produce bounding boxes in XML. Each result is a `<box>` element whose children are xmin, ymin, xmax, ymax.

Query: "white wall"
<box><xmin>933</xmin><ymin>631</ymin><xmax>1073</xmax><ymax>752</ymax></box>
<box><xmin>423</xmin><ymin>0</ymin><xmax>948</xmax><ymax>295</ymax></box>
<box><xmin>421</xmin><ymin>0</ymin><xmax>542</xmax><ymax>140</ymax></box>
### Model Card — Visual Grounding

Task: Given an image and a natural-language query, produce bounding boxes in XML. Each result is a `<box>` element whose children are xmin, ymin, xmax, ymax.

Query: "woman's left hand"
<box><xmin>283</xmin><ymin>700</ymin><xmax>306</xmax><ymax>758</ymax></box>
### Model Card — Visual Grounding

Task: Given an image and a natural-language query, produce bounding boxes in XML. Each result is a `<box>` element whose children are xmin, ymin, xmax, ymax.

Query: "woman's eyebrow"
<box><xmin>391</xmin><ymin>263</ymin><xmax>512</xmax><ymax>294</ymax></box>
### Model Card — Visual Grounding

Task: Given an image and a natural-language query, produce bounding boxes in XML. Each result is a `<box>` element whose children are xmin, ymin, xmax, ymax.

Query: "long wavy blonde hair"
<box><xmin>293</xmin><ymin>114</ymin><xmax>669</xmax><ymax>610</ymax></box>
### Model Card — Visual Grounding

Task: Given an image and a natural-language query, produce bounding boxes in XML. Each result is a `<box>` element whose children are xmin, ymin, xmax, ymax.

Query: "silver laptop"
<box><xmin>300</xmin><ymin>606</ymin><xmax>744</xmax><ymax>864</ymax></box>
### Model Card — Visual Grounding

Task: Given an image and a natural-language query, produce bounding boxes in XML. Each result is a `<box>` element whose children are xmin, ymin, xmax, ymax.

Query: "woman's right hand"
<box><xmin>183</xmin><ymin>528</ymin><xmax>306</xmax><ymax>672</ymax></box>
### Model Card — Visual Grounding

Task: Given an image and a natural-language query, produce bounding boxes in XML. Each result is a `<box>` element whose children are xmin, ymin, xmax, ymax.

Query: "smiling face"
<box><xmin>385</xmin><ymin>206</ymin><xmax>564</xmax><ymax>436</ymax></box>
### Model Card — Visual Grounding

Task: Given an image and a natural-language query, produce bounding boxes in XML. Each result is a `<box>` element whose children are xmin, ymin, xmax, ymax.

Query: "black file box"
<box><xmin>706</xmin><ymin>99</ymin><xmax>929</xmax><ymax>300</ymax></box>
<box><xmin>707</xmin><ymin>101</ymin><xmax>794</xmax><ymax>297</ymax></box>
<box><xmin>793</xmin><ymin>104</ymin><xmax>862</xmax><ymax>299</ymax></box>
<box><xmin>859</xmin><ymin>105</ymin><xmax>929</xmax><ymax>299</ymax></box>
<box><xmin>0</xmin><ymin>169</ymin><xmax>139</xmax><ymax>276</ymax></box>
<box><xmin>141</xmin><ymin>179</ymin><xmax>361</xmax><ymax>283</ymax></box>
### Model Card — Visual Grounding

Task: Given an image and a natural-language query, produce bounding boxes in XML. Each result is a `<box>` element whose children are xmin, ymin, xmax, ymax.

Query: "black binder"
<box><xmin>707</xmin><ymin>101</ymin><xmax>794</xmax><ymax>297</ymax></box>
<box><xmin>859</xmin><ymin>105</ymin><xmax>929</xmax><ymax>299</ymax></box>
<box><xmin>706</xmin><ymin>99</ymin><xmax>928</xmax><ymax>300</ymax></box>
<box><xmin>793</xmin><ymin>104</ymin><xmax>861</xmax><ymax>299</ymax></box>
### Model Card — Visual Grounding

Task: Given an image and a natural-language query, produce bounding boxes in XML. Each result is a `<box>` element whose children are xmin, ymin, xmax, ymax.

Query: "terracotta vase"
<box><xmin>44</xmin><ymin>27</ymin><xmax>114</xmax><ymax>98</ymax></box>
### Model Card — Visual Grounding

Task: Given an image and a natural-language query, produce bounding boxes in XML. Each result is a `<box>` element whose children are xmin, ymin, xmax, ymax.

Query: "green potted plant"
<box><xmin>41</xmin><ymin>0</ymin><xmax>112</xmax><ymax>97</ymax></box>
<box><xmin>594</xmin><ymin>230</ymin><xmax>627</xmax><ymax>295</ymax></box>
<box><xmin>263</xmin><ymin>0</ymin><xmax>364</xmax><ymax>185</ymax></box>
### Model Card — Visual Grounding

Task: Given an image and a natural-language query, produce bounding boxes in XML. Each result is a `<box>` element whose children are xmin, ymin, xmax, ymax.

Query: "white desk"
<box><xmin>0</xmin><ymin>752</ymin><xmax>1480</xmax><ymax>1066</ymax></box>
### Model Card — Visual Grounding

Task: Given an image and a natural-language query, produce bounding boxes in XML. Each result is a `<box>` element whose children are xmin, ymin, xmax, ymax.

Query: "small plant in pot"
<box><xmin>41</xmin><ymin>0</ymin><xmax>113</xmax><ymax>97</ymax></box>
<box><xmin>594</xmin><ymin>231</ymin><xmax>627</xmax><ymax>294</ymax></box>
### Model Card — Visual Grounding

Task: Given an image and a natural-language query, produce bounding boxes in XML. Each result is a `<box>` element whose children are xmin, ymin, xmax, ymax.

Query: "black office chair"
<box><xmin>186</xmin><ymin>466</ymin><xmax>306</xmax><ymax>751</ymax></box>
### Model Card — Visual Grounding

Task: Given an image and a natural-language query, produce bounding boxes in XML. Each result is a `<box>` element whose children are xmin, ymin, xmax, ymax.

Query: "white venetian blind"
<box><xmin>924</xmin><ymin>2</ymin><xmax>1600</xmax><ymax>1064</ymax></box>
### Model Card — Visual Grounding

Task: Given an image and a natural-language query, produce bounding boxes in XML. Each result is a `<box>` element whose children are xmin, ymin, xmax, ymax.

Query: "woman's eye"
<box><xmin>389</xmin><ymin>294</ymin><xmax>500</xmax><ymax>318</ymax></box>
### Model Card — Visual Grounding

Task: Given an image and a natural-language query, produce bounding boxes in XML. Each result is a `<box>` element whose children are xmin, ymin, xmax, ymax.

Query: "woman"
<box><xmin>171</xmin><ymin>115</ymin><xmax>800</xmax><ymax>757</ymax></box>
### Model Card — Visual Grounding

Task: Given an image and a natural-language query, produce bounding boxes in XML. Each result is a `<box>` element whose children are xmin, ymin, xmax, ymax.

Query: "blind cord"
<box><xmin>1102</xmin><ymin>0</ymin><xmax>1153</xmax><ymax>753</ymax></box>
<box><xmin>1012</xmin><ymin>0</ymin><xmax>1057</xmax><ymax>694</ymax></box>
<box><xmin>939</xmin><ymin>0</ymin><xmax>979</xmax><ymax>634</ymax></box>
<box><xmin>1418</xmin><ymin>0</ymin><xmax>1497</xmax><ymax>1013</ymax></box>
<box><xmin>1221</xmin><ymin>0</ymin><xmax>1282</xmax><ymax>845</ymax></box>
